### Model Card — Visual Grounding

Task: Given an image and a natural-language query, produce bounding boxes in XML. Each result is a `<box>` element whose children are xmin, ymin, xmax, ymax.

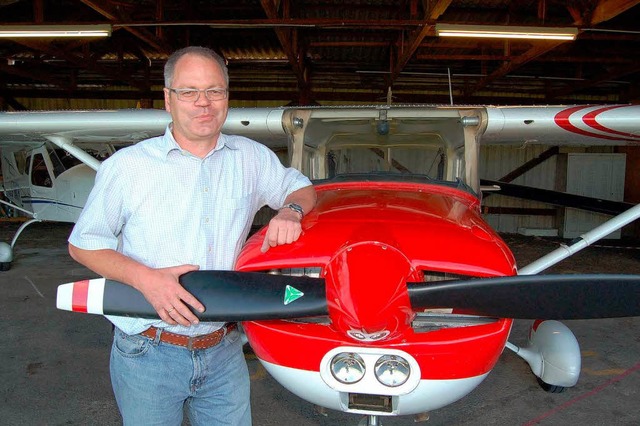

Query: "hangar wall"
<box><xmin>479</xmin><ymin>144</ymin><xmax>640</xmax><ymax>239</ymax></box>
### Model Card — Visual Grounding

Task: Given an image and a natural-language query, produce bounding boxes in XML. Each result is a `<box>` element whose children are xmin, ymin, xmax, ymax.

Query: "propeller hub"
<box><xmin>324</xmin><ymin>241</ymin><xmax>417</xmax><ymax>340</ymax></box>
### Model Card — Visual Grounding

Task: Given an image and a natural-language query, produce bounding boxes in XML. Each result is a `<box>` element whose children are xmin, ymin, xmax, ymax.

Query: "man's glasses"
<box><xmin>167</xmin><ymin>87</ymin><xmax>228</xmax><ymax>102</ymax></box>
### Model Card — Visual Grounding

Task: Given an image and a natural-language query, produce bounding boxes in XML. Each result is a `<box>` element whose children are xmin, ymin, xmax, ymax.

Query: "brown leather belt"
<box><xmin>140</xmin><ymin>323</ymin><xmax>237</xmax><ymax>351</ymax></box>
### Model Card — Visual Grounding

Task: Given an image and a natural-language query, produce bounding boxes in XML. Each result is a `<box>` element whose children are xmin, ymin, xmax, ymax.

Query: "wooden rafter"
<box><xmin>389</xmin><ymin>0</ymin><xmax>452</xmax><ymax>83</ymax></box>
<box><xmin>0</xmin><ymin>0</ymin><xmax>637</xmax><ymax>106</ymax></box>
<box><xmin>468</xmin><ymin>0</ymin><xmax>640</xmax><ymax>96</ymax></box>
<box><xmin>259</xmin><ymin>0</ymin><xmax>310</xmax><ymax>103</ymax></box>
<box><xmin>80</xmin><ymin>0</ymin><xmax>171</xmax><ymax>54</ymax></box>
<box><xmin>13</xmin><ymin>40</ymin><xmax>151</xmax><ymax>92</ymax></box>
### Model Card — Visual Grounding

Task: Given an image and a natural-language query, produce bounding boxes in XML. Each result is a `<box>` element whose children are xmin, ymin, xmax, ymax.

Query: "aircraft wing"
<box><xmin>2</xmin><ymin>104</ymin><xmax>640</xmax><ymax>148</ymax></box>
<box><xmin>483</xmin><ymin>104</ymin><xmax>640</xmax><ymax>146</ymax></box>
<box><xmin>0</xmin><ymin>108</ymin><xmax>290</xmax><ymax>147</ymax></box>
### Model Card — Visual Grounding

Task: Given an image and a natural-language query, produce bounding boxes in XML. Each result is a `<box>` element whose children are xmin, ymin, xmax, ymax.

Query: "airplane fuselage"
<box><xmin>1</xmin><ymin>144</ymin><xmax>95</xmax><ymax>223</ymax></box>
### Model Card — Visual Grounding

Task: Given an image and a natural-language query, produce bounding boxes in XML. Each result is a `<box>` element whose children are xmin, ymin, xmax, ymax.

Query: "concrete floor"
<box><xmin>1</xmin><ymin>222</ymin><xmax>639</xmax><ymax>426</ymax></box>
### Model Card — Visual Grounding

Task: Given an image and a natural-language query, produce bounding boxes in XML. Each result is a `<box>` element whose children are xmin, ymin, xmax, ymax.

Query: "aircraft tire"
<box><xmin>0</xmin><ymin>262</ymin><xmax>10</xmax><ymax>272</ymax></box>
<box><xmin>537</xmin><ymin>377</ymin><xmax>566</xmax><ymax>393</ymax></box>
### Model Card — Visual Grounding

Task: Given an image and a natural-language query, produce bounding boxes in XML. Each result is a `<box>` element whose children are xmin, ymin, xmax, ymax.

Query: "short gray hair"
<box><xmin>164</xmin><ymin>46</ymin><xmax>229</xmax><ymax>88</ymax></box>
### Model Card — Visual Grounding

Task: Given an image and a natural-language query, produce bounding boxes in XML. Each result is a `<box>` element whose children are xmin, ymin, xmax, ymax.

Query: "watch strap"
<box><xmin>280</xmin><ymin>202</ymin><xmax>304</xmax><ymax>218</ymax></box>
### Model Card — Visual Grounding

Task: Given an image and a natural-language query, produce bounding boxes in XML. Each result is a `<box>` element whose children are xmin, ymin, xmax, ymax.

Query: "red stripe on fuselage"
<box><xmin>583</xmin><ymin>106</ymin><xmax>640</xmax><ymax>140</ymax></box>
<box><xmin>554</xmin><ymin>105</ymin><xmax>639</xmax><ymax>142</ymax></box>
<box><xmin>72</xmin><ymin>280</ymin><xmax>89</xmax><ymax>313</ymax></box>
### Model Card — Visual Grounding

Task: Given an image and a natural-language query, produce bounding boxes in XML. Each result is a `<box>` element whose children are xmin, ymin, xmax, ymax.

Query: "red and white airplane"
<box><xmin>2</xmin><ymin>104</ymin><xmax>640</xmax><ymax>424</ymax></box>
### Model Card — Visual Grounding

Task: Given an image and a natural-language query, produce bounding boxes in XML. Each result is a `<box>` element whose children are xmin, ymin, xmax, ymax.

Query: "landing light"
<box><xmin>374</xmin><ymin>355</ymin><xmax>410</xmax><ymax>387</ymax></box>
<box><xmin>330</xmin><ymin>353</ymin><xmax>366</xmax><ymax>384</ymax></box>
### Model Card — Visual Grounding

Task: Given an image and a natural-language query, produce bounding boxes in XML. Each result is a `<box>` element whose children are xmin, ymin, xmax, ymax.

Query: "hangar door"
<box><xmin>562</xmin><ymin>153</ymin><xmax>626</xmax><ymax>239</ymax></box>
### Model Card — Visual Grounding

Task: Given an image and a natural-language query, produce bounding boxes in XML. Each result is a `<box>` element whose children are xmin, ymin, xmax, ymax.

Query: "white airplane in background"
<box><xmin>2</xmin><ymin>104</ymin><xmax>640</xmax><ymax>425</ymax></box>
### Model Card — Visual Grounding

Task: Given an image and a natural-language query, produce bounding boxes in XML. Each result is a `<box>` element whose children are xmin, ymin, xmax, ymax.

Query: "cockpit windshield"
<box><xmin>295</xmin><ymin>108</ymin><xmax>472</xmax><ymax>188</ymax></box>
<box><xmin>326</xmin><ymin>145</ymin><xmax>446</xmax><ymax>180</ymax></box>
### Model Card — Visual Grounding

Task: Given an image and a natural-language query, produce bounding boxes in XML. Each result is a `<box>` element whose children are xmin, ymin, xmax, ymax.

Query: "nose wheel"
<box><xmin>506</xmin><ymin>320</ymin><xmax>580</xmax><ymax>391</ymax></box>
<box><xmin>537</xmin><ymin>377</ymin><xmax>567</xmax><ymax>393</ymax></box>
<box><xmin>359</xmin><ymin>415</ymin><xmax>382</xmax><ymax>426</ymax></box>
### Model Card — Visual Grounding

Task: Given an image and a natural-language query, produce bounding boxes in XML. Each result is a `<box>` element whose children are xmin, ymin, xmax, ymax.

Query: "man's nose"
<box><xmin>194</xmin><ymin>91</ymin><xmax>212</xmax><ymax>106</ymax></box>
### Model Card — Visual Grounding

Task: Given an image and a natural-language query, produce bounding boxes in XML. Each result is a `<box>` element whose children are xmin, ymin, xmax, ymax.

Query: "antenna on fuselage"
<box><xmin>448</xmin><ymin>68</ymin><xmax>454</xmax><ymax>105</ymax></box>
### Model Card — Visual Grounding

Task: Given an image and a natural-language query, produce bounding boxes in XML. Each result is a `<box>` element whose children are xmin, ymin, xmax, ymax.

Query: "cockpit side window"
<box><xmin>12</xmin><ymin>150</ymin><xmax>28</xmax><ymax>175</ymax></box>
<box><xmin>30</xmin><ymin>153</ymin><xmax>53</xmax><ymax>188</ymax></box>
<box><xmin>50</xmin><ymin>148</ymin><xmax>82</xmax><ymax>175</ymax></box>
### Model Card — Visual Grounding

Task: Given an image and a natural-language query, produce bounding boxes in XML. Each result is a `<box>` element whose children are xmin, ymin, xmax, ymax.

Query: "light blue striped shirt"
<box><xmin>69</xmin><ymin>126</ymin><xmax>312</xmax><ymax>336</ymax></box>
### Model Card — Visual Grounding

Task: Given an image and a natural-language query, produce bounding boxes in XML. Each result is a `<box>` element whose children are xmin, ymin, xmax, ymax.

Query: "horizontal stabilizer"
<box><xmin>57</xmin><ymin>271</ymin><xmax>328</xmax><ymax>321</ymax></box>
<box><xmin>408</xmin><ymin>274</ymin><xmax>640</xmax><ymax>320</ymax></box>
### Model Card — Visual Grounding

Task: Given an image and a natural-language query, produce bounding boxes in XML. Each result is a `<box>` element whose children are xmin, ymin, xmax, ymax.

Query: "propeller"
<box><xmin>408</xmin><ymin>274</ymin><xmax>640</xmax><ymax>320</ymax></box>
<box><xmin>56</xmin><ymin>271</ymin><xmax>327</xmax><ymax>321</ymax></box>
<box><xmin>57</xmin><ymin>271</ymin><xmax>640</xmax><ymax>321</ymax></box>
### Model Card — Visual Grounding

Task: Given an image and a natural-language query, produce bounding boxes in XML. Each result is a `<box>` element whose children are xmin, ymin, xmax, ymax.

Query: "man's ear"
<box><xmin>163</xmin><ymin>88</ymin><xmax>171</xmax><ymax>113</ymax></box>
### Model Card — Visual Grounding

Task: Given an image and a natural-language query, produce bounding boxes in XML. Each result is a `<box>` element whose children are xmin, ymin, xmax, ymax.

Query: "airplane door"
<box><xmin>28</xmin><ymin>147</ymin><xmax>58</xmax><ymax>221</ymax></box>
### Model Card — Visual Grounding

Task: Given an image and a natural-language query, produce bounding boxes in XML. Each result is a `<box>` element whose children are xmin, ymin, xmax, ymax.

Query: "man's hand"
<box><xmin>135</xmin><ymin>264</ymin><xmax>205</xmax><ymax>326</ymax></box>
<box><xmin>261</xmin><ymin>208</ymin><xmax>303</xmax><ymax>253</ymax></box>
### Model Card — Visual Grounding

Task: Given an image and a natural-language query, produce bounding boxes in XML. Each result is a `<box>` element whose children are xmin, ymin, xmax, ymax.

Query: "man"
<box><xmin>68</xmin><ymin>46</ymin><xmax>316</xmax><ymax>425</ymax></box>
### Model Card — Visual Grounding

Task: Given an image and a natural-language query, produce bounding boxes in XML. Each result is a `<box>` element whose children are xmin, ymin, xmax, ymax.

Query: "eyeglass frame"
<box><xmin>166</xmin><ymin>87</ymin><xmax>229</xmax><ymax>102</ymax></box>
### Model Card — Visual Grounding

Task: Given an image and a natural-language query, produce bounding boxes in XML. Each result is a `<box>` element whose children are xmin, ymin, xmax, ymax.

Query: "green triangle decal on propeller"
<box><xmin>284</xmin><ymin>285</ymin><xmax>304</xmax><ymax>305</ymax></box>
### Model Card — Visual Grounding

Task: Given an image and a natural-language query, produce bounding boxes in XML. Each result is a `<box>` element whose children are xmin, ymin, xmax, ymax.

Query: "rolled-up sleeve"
<box><xmin>253</xmin><ymin>142</ymin><xmax>312</xmax><ymax>209</ymax></box>
<box><xmin>68</xmin><ymin>157</ymin><xmax>125</xmax><ymax>251</ymax></box>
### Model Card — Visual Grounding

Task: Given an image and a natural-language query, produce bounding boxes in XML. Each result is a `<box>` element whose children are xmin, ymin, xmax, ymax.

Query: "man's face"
<box><xmin>164</xmin><ymin>54</ymin><xmax>229</xmax><ymax>146</ymax></box>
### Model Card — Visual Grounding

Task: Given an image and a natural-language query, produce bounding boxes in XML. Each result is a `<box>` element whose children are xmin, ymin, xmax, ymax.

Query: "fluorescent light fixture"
<box><xmin>0</xmin><ymin>24</ymin><xmax>112</xmax><ymax>38</ymax></box>
<box><xmin>436</xmin><ymin>24</ymin><xmax>578</xmax><ymax>41</ymax></box>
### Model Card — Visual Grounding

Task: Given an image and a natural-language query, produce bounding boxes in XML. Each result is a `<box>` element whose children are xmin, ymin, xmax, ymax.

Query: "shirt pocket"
<box><xmin>221</xmin><ymin>193</ymin><xmax>253</xmax><ymax>211</ymax></box>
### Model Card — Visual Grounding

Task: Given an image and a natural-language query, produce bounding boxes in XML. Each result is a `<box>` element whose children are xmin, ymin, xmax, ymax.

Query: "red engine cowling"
<box><xmin>237</xmin><ymin>180</ymin><xmax>515</xmax><ymax>380</ymax></box>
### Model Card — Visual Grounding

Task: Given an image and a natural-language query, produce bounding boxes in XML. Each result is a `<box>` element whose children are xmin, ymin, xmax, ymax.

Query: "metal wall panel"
<box><xmin>480</xmin><ymin>145</ymin><xmax>559</xmax><ymax>234</ymax></box>
<box><xmin>562</xmin><ymin>153</ymin><xmax>626</xmax><ymax>239</ymax></box>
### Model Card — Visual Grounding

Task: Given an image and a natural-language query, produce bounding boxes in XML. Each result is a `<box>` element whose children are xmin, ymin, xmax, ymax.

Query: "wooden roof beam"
<box><xmin>259</xmin><ymin>0</ymin><xmax>311</xmax><ymax>103</ymax></box>
<box><xmin>588</xmin><ymin>0</ymin><xmax>640</xmax><ymax>25</ymax></box>
<box><xmin>550</xmin><ymin>61</ymin><xmax>640</xmax><ymax>99</ymax></box>
<box><xmin>389</xmin><ymin>0</ymin><xmax>452</xmax><ymax>82</ymax></box>
<box><xmin>80</xmin><ymin>0</ymin><xmax>171</xmax><ymax>54</ymax></box>
<box><xmin>467</xmin><ymin>0</ymin><xmax>640</xmax><ymax>96</ymax></box>
<box><xmin>0</xmin><ymin>58</ymin><xmax>71</xmax><ymax>88</ymax></box>
<box><xmin>10</xmin><ymin>40</ymin><xmax>151</xmax><ymax>92</ymax></box>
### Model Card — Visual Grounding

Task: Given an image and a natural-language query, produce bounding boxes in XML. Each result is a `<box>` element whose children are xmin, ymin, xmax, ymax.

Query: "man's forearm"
<box><xmin>283</xmin><ymin>185</ymin><xmax>317</xmax><ymax>216</ymax></box>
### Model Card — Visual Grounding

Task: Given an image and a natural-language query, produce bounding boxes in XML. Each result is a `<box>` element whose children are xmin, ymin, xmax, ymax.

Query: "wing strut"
<box><xmin>520</xmin><ymin>202</ymin><xmax>640</xmax><ymax>275</ymax></box>
<box><xmin>45</xmin><ymin>135</ymin><xmax>101</xmax><ymax>171</ymax></box>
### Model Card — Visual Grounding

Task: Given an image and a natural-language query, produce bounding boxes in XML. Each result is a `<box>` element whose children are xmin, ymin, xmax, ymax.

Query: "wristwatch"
<box><xmin>280</xmin><ymin>202</ymin><xmax>304</xmax><ymax>218</ymax></box>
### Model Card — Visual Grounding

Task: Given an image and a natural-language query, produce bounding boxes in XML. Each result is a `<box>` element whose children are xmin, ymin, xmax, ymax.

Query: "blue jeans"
<box><xmin>110</xmin><ymin>327</ymin><xmax>251</xmax><ymax>426</ymax></box>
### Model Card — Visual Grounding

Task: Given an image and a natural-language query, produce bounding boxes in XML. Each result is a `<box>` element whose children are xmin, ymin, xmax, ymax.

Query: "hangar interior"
<box><xmin>1</xmin><ymin>0</ymin><xmax>640</xmax><ymax>238</ymax></box>
<box><xmin>1</xmin><ymin>3</ymin><xmax>640</xmax><ymax>425</ymax></box>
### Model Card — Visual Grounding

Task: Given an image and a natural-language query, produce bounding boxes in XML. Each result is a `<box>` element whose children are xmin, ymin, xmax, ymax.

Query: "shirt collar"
<box><xmin>159</xmin><ymin>124</ymin><xmax>239</xmax><ymax>159</ymax></box>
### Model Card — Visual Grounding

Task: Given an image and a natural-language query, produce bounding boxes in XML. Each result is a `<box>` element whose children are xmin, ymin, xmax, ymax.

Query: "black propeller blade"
<box><xmin>103</xmin><ymin>270</ymin><xmax>327</xmax><ymax>321</ymax></box>
<box><xmin>63</xmin><ymin>272</ymin><xmax>640</xmax><ymax>322</ymax></box>
<box><xmin>408</xmin><ymin>274</ymin><xmax>640</xmax><ymax>320</ymax></box>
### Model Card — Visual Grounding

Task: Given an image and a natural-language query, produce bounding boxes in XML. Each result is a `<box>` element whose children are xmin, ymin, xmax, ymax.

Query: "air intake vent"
<box><xmin>348</xmin><ymin>393</ymin><xmax>393</xmax><ymax>413</ymax></box>
<box><xmin>422</xmin><ymin>271</ymin><xmax>472</xmax><ymax>282</ymax></box>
